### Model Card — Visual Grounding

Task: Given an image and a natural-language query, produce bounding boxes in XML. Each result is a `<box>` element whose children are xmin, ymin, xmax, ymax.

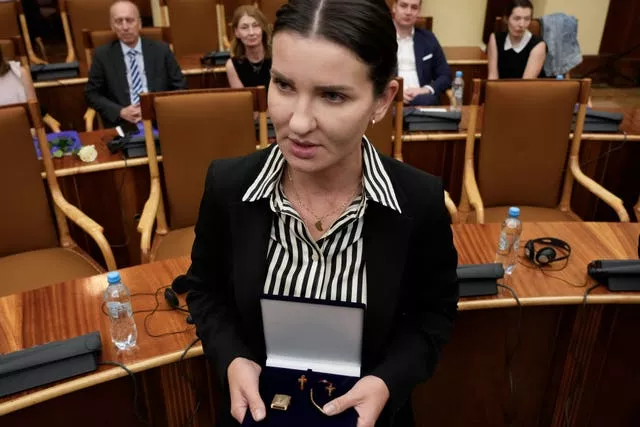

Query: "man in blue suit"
<box><xmin>392</xmin><ymin>0</ymin><xmax>452</xmax><ymax>105</ymax></box>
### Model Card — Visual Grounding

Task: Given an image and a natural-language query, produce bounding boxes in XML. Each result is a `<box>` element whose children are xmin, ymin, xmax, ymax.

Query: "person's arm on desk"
<box><xmin>84</xmin><ymin>53</ymin><xmax>127</xmax><ymax>125</ymax></box>
<box><xmin>325</xmin><ymin>180</ymin><xmax>459</xmax><ymax>424</ymax></box>
<box><xmin>226</xmin><ymin>58</ymin><xmax>245</xmax><ymax>89</ymax></box>
<box><xmin>186</xmin><ymin>161</ymin><xmax>265</xmax><ymax>424</ymax></box>
<box><xmin>487</xmin><ymin>33</ymin><xmax>499</xmax><ymax>80</ymax></box>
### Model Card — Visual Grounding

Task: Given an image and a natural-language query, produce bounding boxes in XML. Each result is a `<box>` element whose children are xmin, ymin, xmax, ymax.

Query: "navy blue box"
<box><xmin>242</xmin><ymin>296</ymin><xmax>365</xmax><ymax>426</ymax></box>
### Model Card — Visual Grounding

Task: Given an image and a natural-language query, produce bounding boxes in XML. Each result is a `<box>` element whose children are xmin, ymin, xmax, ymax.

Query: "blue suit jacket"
<box><xmin>409</xmin><ymin>28</ymin><xmax>452</xmax><ymax>105</ymax></box>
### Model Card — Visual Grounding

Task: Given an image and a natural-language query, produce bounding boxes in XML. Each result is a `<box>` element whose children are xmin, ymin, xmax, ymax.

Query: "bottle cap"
<box><xmin>107</xmin><ymin>271</ymin><xmax>121</xmax><ymax>284</ymax></box>
<box><xmin>556</xmin><ymin>75</ymin><xmax>564</xmax><ymax>80</ymax></box>
<box><xmin>456</xmin><ymin>70</ymin><xmax>463</xmax><ymax>77</ymax></box>
<box><xmin>508</xmin><ymin>207</ymin><xmax>520</xmax><ymax>218</ymax></box>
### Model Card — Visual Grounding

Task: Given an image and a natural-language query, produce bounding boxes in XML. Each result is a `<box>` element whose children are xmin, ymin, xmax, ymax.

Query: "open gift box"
<box><xmin>242</xmin><ymin>296</ymin><xmax>365</xmax><ymax>426</ymax></box>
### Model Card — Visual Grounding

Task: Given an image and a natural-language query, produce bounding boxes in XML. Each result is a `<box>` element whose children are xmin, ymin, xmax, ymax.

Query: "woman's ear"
<box><xmin>372</xmin><ymin>79</ymin><xmax>399</xmax><ymax>123</ymax></box>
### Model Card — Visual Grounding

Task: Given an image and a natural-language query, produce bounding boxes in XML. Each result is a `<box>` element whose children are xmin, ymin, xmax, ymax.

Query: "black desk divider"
<box><xmin>587</xmin><ymin>260</ymin><xmax>640</xmax><ymax>291</ymax></box>
<box><xmin>457</xmin><ymin>263</ymin><xmax>504</xmax><ymax>297</ymax></box>
<box><xmin>0</xmin><ymin>331</ymin><xmax>101</xmax><ymax>398</ymax></box>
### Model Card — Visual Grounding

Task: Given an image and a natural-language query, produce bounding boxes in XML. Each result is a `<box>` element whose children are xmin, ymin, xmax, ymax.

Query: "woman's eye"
<box><xmin>323</xmin><ymin>92</ymin><xmax>346</xmax><ymax>103</ymax></box>
<box><xmin>274</xmin><ymin>79</ymin><xmax>292</xmax><ymax>91</ymax></box>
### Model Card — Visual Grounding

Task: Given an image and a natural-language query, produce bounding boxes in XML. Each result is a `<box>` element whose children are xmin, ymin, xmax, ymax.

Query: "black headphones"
<box><xmin>524</xmin><ymin>237</ymin><xmax>571</xmax><ymax>266</ymax></box>
<box><xmin>164</xmin><ymin>288</ymin><xmax>194</xmax><ymax>324</ymax></box>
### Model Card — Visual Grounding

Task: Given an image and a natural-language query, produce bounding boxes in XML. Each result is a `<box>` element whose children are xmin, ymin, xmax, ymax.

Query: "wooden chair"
<box><xmin>82</xmin><ymin>27</ymin><xmax>173</xmax><ymax>131</ymax></box>
<box><xmin>415</xmin><ymin>16</ymin><xmax>433</xmax><ymax>31</ymax></box>
<box><xmin>0</xmin><ymin>35</ymin><xmax>27</xmax><ymax>65</ymax></box>
<box><xmin>137</xmin><ymin>86</ymin><xmax>268</xmax><ymax>262</ymax></box>
<box><xmin>460</xmin><ymin>78</ymin><xmax>629</xmax><ymax>224</ymax></box>
<box><xmin>0</xmin><ymin>0</ymin><xmax>46</xmax><ymax>64</ymax></box>
<box><xmin>0</xmin><ymin>101</ymin><xmax>116</xmax><ymax>297</ymax></box>
<box><xmin>258</xmin><ymin>0</ymin><xmax>285</xmax><ymax>24</ymax></box>
<box><xmin>363</xmin><ymin>78</ymin><xmax>459</xmax><ymax>222</ymax></box>
<box><xmin>161</xmin><ymin>0</ymin><xmax>223</xmax><ymax>55</ymax></box>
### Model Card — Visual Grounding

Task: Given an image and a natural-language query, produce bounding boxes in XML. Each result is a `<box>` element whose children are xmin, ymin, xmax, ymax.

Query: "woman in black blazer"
<box><xmin>186</xmin><ymin>1</ymin><xmax>459</xmax><ymax>426</ymax></box>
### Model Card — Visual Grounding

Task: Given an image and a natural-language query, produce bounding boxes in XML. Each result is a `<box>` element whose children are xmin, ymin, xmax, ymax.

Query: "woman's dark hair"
<box><xmin>504</xmin><ymin>0</ymin><xmax>534</xmax><ymax>18</ymax></box>
<box><xmin>0</xmin><ymin>49</ymin><xmax>9</xmax><ymax>77</ymax></box>
<box><xmin>273</xmin><ymin>0</ymin><xmax>397</xmax><ymax>97</ymax></box>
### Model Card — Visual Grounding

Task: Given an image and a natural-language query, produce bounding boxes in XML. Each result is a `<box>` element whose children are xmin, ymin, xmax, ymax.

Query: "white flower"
<box><xmin>78</xmin><ymin>145</ymin><xmax>98</xmax><ymax>162</ymax></box>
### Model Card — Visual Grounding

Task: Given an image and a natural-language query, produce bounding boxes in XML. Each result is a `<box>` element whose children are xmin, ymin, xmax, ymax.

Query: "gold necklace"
<box><xmin>286</xmin><ymin>168</ymin><xmax>360</xmax><ymax>232</ymax></box>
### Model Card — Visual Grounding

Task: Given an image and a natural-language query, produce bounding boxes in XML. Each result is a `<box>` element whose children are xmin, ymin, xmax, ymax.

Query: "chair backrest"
<box><xmin>82</xmin><ymin>27</ymin><xmax>172</xmax><ymax>68</ymax></box>
<box><xmin>365</xmin><ymin>78</ymin><xmax>404</xmax><ymax>160</ymax></box>
<box><xmin>164</xmin><ymin>0</ymin><xmax>220</xmax><ymax>56</ymax></box>
<box><xmin>259</xmin><ymin>0</ymin><xmax>286</xmax><ymax>23</ymax></box>
<box><xmin>0</xmin><ymin>36</ymin><xmax>23</xmax><ymax>62</ymax></box>
<box><xmin>140</xmin><ymin>87</ymin><xmax>267</xmax><ymax>229</ymax></box>
<box><xmin>61</xmin><ymin>0</ymin><xmax>116</xmax><ymax>63</ymax></box>
<box><xmin>0</xmin><ymin>103</ymin><xmax>58</xmax><ymax>257</ymax></box>
<box><xmin>220</xmin><ymin>0</ymin><xmax>253</xmax><ymax>24</ymax></box>
<box><xmin>470</xmin><ymin>79</ymin><xmax>589</xmax><ymax>209</ymax></box>
<box><xmin>416</xmin><ymin>16</ymin><xmax>433</xmax><ymax>31</ymax></box>
<box><xmin>0</xmin><ymin>0</ymin><xmax>20</xmax><ymax>39</ymax></box>
<box><xmin>495</xmin><ymin>16</ymin><xmax>541</xmax><ymax>38</ymax></box>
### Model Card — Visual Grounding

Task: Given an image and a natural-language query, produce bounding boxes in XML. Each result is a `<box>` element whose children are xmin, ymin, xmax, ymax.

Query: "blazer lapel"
<box><xmin>362</xmin><ymin>202</ymin><xmax>412</xmax><ymax>371</ymax></box>
<box><xmin>229</xmin><ymin>198</ymin><xmax>272</xmax><ymax>339</ymax></box>
<box><xmin>413</xmin><ymin>31</ymin><xmax>425</xmax><ymax>87</ymax></box>
<box><xmin>141</xmin><ymin>37</ymin><xmax>155</xmax><ymax>92</ymax></box>
<box><xmin>109</xmin><ymin>41</ymin><xmax>129</xmax><ymax>106</ymax></box>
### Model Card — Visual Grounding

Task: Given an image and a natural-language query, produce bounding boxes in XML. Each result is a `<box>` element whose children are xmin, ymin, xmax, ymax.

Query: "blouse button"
<box><xmin>312</xmin><ymin>253</ymin><xmax>319</xmax><ymax>262</ymax></box>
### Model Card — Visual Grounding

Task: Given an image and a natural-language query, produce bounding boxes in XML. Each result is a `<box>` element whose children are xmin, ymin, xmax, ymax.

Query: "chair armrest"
<box><xmin>444</xmin><ymin>190</ymin><xmax>459</xmax><ymax>224</ymax></box>
<box><xmin>137</xmin><ymin>177</ymin><xmax>162</xmax><ymax>263</ymax></box>
<box><xmin>569</xmin><ymin>157</ymin><xmax>630</xmax><ymax>222</ymax></box>
<box><xmin>84</xmin><ymin>108</ymin><xmax>96</xmax><ymax>132</ymax></box>
<box><xmin>446</xmin><ymin>89</ymin><xmax>455</xmax><ymax>107</ymax></box>
<box><xmin>463</xmin><ymin>158</ymin><xmax>484</xmax><ymax>223</ymax></box>
<box><xmin>634</xmin><ymin>195</ymin><xmax>640</xmax><ymax>222</ymax></box>
<box><xmin>43</xmin><ymin>114</ymin><xmax>61</xmax><ymax>133</ymax></box>
<box><xmin>50</xmin><ymin>189</ymin><xmax>117</xmax><ymax>270</ymax></box>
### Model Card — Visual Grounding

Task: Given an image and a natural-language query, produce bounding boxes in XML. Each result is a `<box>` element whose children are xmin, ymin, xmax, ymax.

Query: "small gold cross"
<box><xmin>325</xmin><ymin>383</ymin><xmax>336</xmax><ymax>397</ymax></box>
<box><xmin>298</xmin><ymin>375</ymin><xmax>307</xmax><ymax>391</ymax></box>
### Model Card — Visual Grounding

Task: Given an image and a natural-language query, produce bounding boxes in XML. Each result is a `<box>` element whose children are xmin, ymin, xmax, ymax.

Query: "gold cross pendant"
<box><xmin>298</xmin><ymin>375</ymin><xmax>307</xmax><ymax>390</ymax></box>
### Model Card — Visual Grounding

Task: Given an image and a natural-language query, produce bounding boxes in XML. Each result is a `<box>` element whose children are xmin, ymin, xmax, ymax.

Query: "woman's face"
<box><xmin>507</xmin><ymin>7</ymin><xmax>532</xmax><ymax>37</ymax></box>
<box><xmin>235</xmin><ymin>14</ymin><xmax>263</xmax><ymax>48</ymax></box>
<box><xmin>268</xmin><ymin>31</ymin><xmax>396</xmax><ymax>175</ymax></box>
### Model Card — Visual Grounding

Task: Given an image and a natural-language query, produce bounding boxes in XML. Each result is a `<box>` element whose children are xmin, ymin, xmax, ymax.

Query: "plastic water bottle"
<box><xmin>495</xmin><ymin>207</ymin><xmax>523</xmax><ymax>275</ymax></box>
<box><xmin>452</xmin><ymin>70</ymin><xmax>464</xmax><ymax>111</ymax></box>
<box><xmin>104</xmin><ymin>271</ymin><xmax>137</xmax><ymax>350</ymax></box>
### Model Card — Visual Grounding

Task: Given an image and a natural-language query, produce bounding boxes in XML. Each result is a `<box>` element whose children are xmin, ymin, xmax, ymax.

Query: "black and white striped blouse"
<box><xmin>242</xmin><ymin>138</ymin><xmax>400</xmax><ymax>305</ymax></box>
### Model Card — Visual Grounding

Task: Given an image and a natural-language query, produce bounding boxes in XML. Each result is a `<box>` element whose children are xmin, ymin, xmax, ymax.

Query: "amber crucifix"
<box><xmin>319</xmin><ymin>379</ymin><xmax>335</xmax><ymax>397</ymax></box>
<box><xmin>298</xmin><ymin>375</ymin><xmax>308</xmax><ymax>391</ymax></box>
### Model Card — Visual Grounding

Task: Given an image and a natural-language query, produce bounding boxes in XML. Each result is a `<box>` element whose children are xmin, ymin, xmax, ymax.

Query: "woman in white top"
<box><xmin>0</xmin><ymin>49</ymin><xmax>61</xmax><ymax>131</ymax></box>
<box><xmin>487</xmin><ymin>0</ymin><xmax>546</xmax><ymax>79</ymax></box>
<box><xmin>0</xmin><ymin>49</ymin><xmax>32</xmax><ymax>106</ymax></box>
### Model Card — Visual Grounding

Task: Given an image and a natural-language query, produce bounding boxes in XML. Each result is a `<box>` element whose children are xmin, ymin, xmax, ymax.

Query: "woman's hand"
<box><xmin>227</xmin><ymin>357</ymin><xmax>265</xmax><ymax>423</ymax></box>
<box><xmin>322</xmin><ymin>375</ymin><xmax>390</xmax><ymax>427</ymax></box>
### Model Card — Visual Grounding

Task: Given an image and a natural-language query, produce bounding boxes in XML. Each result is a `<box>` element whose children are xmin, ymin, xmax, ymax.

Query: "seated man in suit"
<box><xmin>393</xmin><ymin>0</ymin><xmax>451</xmax><ymax>105</ymax></box>
<box><xmin>84</xmin><ymin>0</ymin><xmax>186</xmax><ymax>128</ymax></box>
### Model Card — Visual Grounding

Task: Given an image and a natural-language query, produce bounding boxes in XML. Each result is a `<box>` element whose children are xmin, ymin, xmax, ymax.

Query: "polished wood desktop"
<box><xmin>1</xmin><ymin>222</ymin><xmax>638</xmax><ymax>426</ymax></box>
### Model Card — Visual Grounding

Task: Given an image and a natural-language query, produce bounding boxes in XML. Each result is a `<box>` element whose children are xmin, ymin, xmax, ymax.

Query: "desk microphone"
<box><xmin>587</xmin><ymin>260</ymin><xmax>640</xmax><ymax>291</ymax></box>
<box><xmin>164</xmin><ymin>288</ymin><xmax>194</xmax><ymax>324</ymax></box>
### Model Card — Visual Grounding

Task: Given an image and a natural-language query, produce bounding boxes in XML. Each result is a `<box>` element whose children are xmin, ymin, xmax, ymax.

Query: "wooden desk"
<box><xmin>443</xmin><ymin>46</ymin><xmax>488</xmax><ymax>104</ymax></box>
<box><xmin>1</xmin><ymin>222</ymin><xmax>638</xmax><ymax>426</ymax></box>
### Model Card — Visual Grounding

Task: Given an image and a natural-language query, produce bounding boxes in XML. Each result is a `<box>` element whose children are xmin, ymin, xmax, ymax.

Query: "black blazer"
<box><xmin>186</xmin><ymin>145</ymin><xmax>459</xmax><ymax>426</ymax></box>
<box><xmin>84</xmin><ymin>37</ymin><xmax>186</xmax><ymax>128</ymax></box>
<box><xmin>409</xmin><ymin>28</ymin><xmax>452</xmax><ymax>106</ymax></box>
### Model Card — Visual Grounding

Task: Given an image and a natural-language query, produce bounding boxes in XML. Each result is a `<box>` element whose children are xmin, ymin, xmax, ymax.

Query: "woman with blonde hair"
<box><xmin>225</xmin><ymin>5</ymin><xmax>272</xmax><ymax>90</ymax></box>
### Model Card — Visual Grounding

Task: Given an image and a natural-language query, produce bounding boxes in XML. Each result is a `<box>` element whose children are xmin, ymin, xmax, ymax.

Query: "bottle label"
<box><xmin>106</xmin><ymin>302</ymin><xmax>132</xmax><ymax>319</ymax></box>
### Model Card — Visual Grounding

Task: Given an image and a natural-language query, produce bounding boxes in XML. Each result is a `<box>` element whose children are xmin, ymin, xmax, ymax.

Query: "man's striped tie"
<box><xmin>128</xmin><ymin>50</ymin><xmax>143</xmax><ymax>104</ymax></box>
